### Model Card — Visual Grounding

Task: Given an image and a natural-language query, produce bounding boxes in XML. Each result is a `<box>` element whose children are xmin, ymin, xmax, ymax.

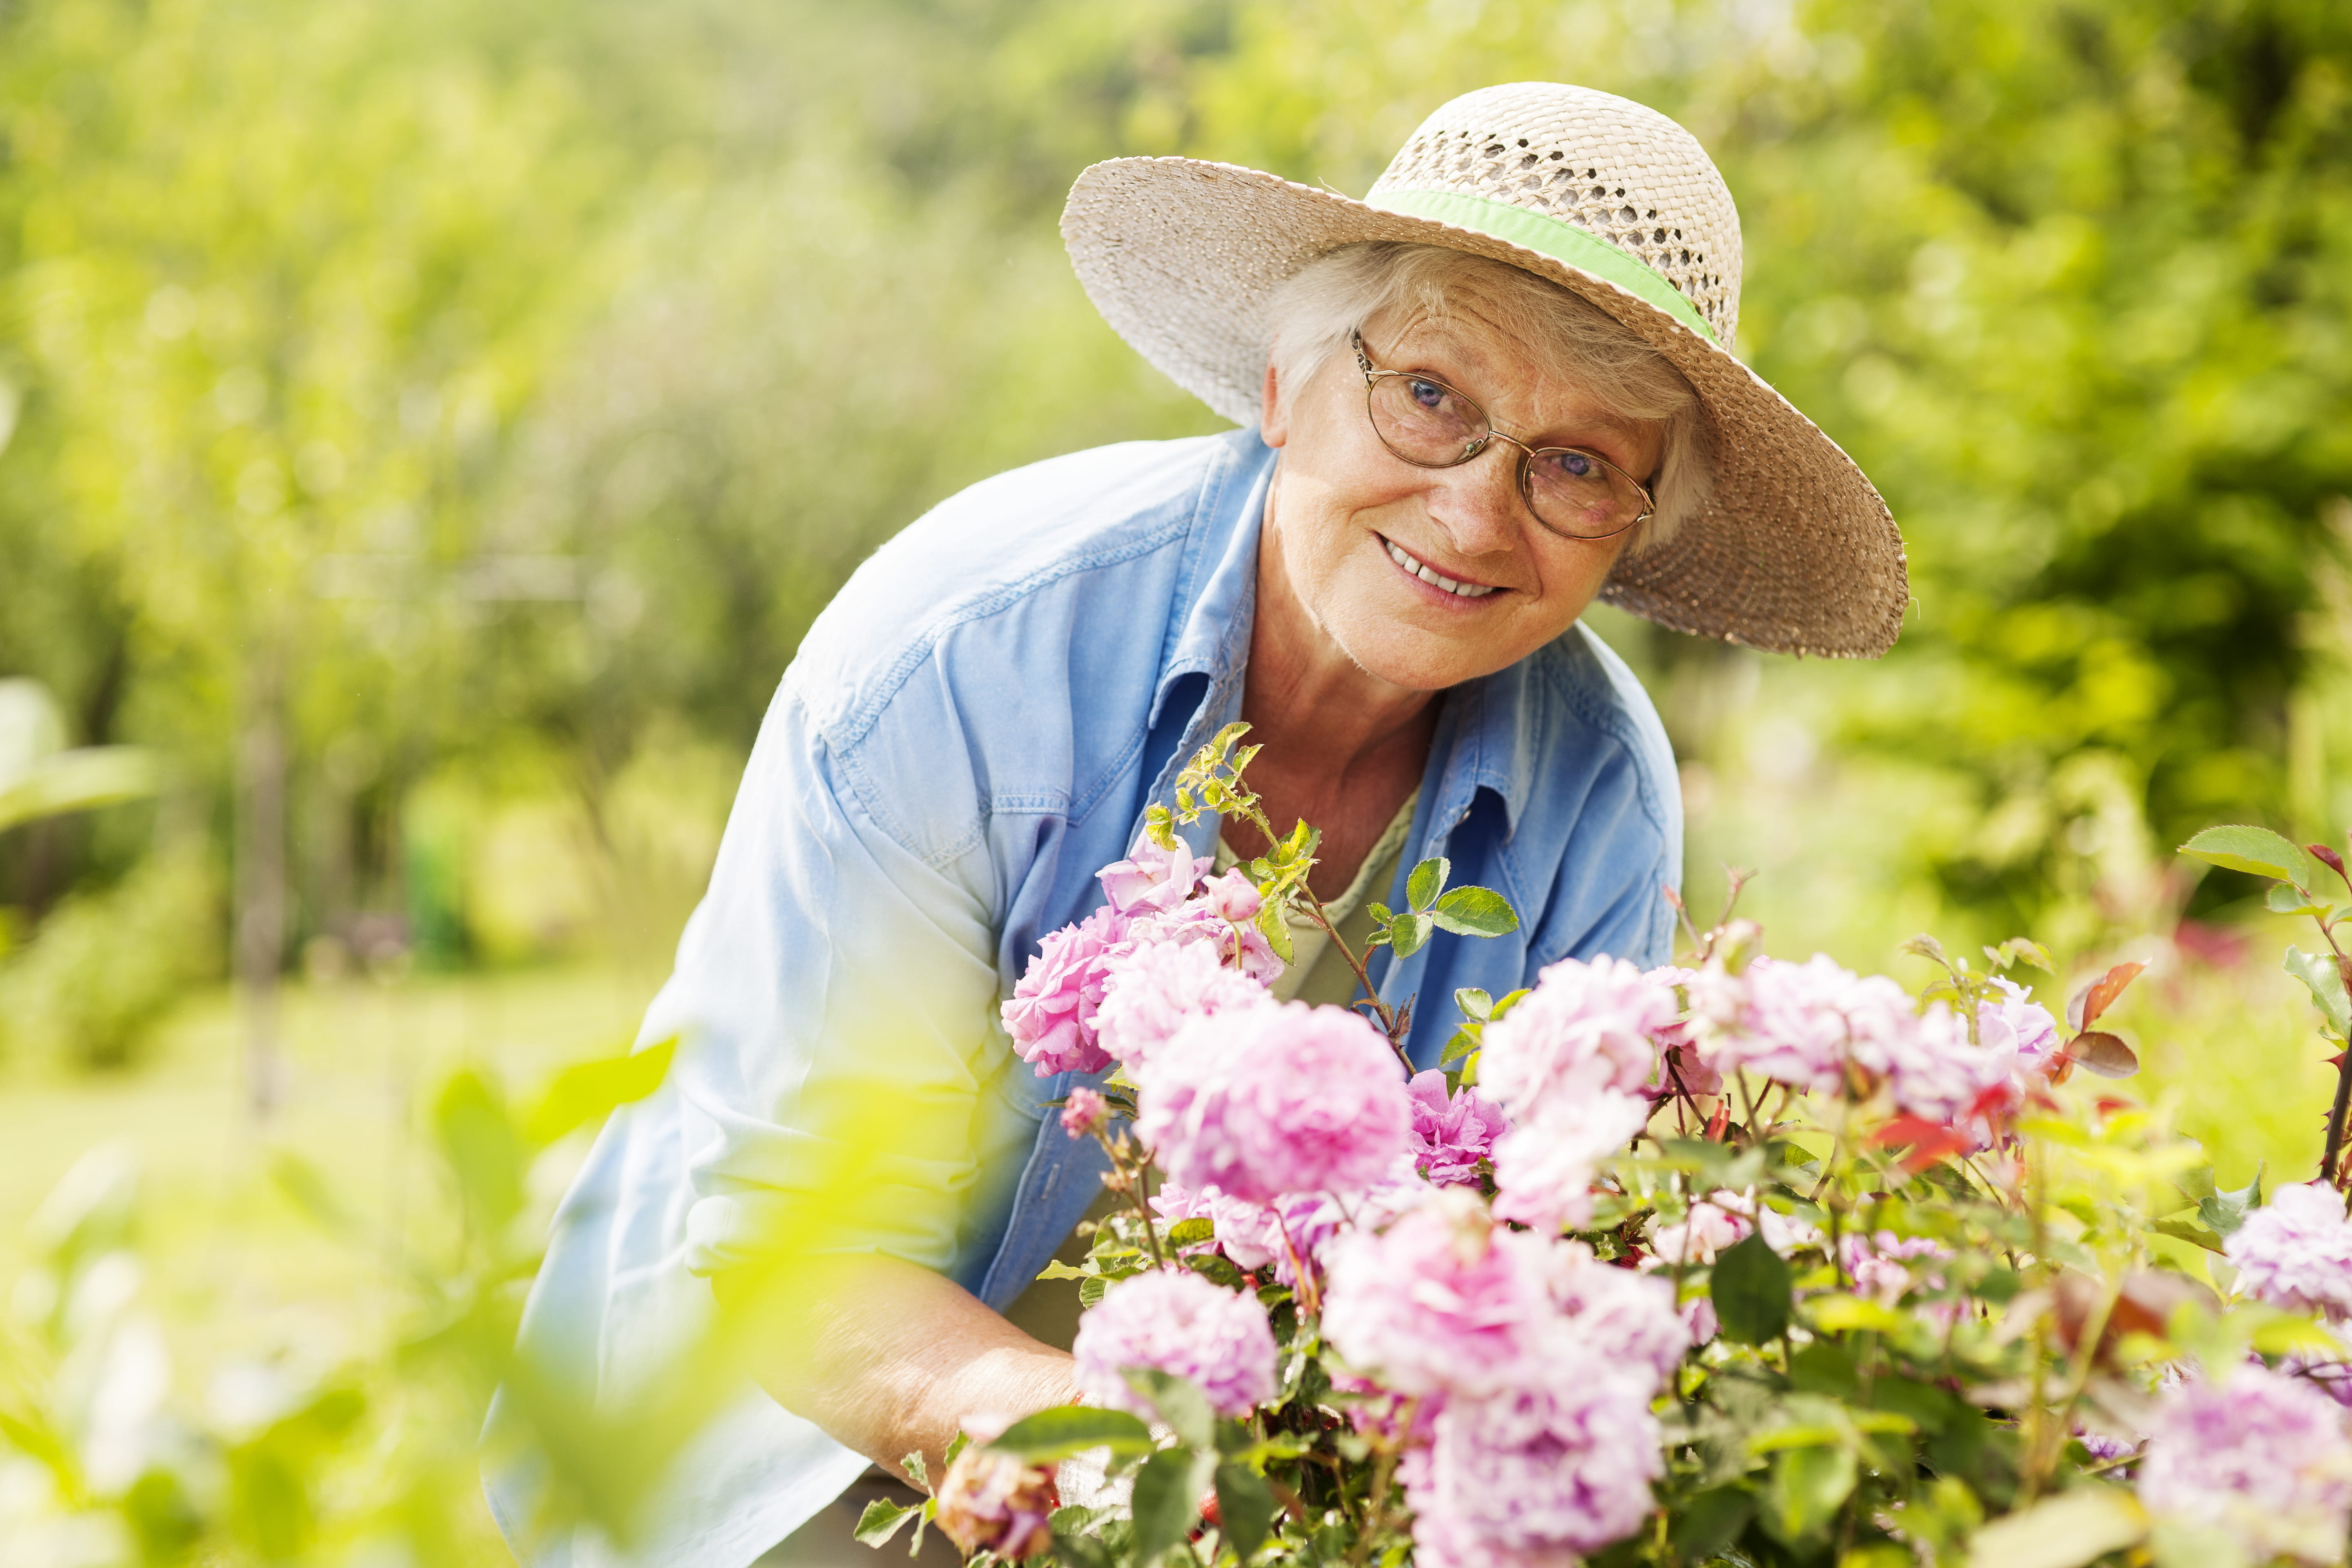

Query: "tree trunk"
<box><xmin>236</xmin><ymin>666</ymin><xmax>288</xmax><ymax>1119</ymax></box>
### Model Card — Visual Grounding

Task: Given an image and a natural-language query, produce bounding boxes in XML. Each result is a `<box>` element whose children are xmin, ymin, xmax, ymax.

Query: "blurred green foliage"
<box><xmin>3</xmin><ymin>0</ymin><xmax>2345</xmax><ymax>1022</ymax></box>
<box><xmin>0</xmin><ymin>1035</ymin><xmax>672</xmax><ymax>1564</ymax></box>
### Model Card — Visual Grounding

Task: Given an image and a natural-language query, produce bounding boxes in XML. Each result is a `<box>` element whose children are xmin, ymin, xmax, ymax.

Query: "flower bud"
<box><xmin>1202</xmin><ymin>867</ymin><xmax>1263</xmax><ymax>924</ymax></box>
<box><xmin>1059</xmin><ymin>1087</ymin><xmax>1109</xmax><ymax>1139</ymax></box>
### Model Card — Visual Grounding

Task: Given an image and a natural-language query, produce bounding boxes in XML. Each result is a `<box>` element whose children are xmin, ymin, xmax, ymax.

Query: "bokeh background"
<box><xmin>2</xmin><ymin>0</ymin><xmax>2349</xmax><ymax>1561</ymax></box>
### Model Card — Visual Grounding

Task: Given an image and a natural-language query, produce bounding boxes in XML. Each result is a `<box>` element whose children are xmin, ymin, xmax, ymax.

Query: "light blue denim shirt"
<box><xmin>488</xmin><ymin>427</ymin><xmax>1680</xmax><ymax>1568</ymax></box>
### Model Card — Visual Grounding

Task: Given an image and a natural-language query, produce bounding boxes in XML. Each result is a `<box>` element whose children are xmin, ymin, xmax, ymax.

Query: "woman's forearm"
<box><xmin>713</xmin><ymin>1253</ymin><xmax>1078</xmax><ymax>1485</ymax></box>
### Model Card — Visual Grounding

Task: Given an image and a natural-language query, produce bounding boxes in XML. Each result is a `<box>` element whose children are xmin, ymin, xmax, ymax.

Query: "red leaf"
<box><xmin>2313</xmin><ymin>844</ymin><xmax>2352</xmax><ymax>895</ymax></box>
<box><xmin>1872</xmin><ymin>1115</ymin><xmax>1972</xmax><ymax>1171</ymax></box>
<box><xmin>2068</xmin><ymin>961</ymin><xmax>2148</xmax><ymax>1031</ymax></box>
<box><xmin>1704</xmin><ymin>1102</ymin><xmax>1730</xmax><ymax>1142</ymax></box>
<box><xmin>2063</xmin><ymin>1031</ymin><xmax>2140</xmax><ymax>1080</ymax></box>
<box><xmin>2094</xmin><ymin>1096</ymin><xmax>2136</xmax><ymax>1116</ymax></box>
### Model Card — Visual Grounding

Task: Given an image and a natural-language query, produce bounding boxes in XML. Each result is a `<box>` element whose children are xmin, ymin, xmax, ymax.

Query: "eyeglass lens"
<box><xmin>1365</xmin><ymin>372</ymin><xmax>1644</xmax><ymax>540</ymax></box>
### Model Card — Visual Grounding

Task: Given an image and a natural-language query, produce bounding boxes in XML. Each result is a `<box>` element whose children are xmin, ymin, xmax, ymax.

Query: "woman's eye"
<box><xmin>1552</xmin><ymin>452</ymin><xmax>1595</xmax><ymax>479</ymax></box>
<box><xmin>1408</xmin><ymin>379</ymin><xmax>1446</xmax><ymax>410</ymax></box>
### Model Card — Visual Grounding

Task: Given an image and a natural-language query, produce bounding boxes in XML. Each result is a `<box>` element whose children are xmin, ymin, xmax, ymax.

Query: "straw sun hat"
<box><xmin>1062</xmin><ymin>82</ymin><xmax>1908</xmax><ymax>659</ymax></box>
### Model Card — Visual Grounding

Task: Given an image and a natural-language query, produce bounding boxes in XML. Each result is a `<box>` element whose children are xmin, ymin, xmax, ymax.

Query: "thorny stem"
<box><xmin>1098</xmin><ymin>1126</ymin><xmax>1170</xmax><ymax>1272</ymax></box>
<box><xmin>2313</xmin><ymin>915</ymin><xmax>2352</xmax><ymax>1196</ymax></box>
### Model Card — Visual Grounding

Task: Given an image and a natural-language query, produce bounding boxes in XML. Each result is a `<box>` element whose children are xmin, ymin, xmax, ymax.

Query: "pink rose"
<box><xmin>1136</xmin><ymin>1001</ymin><xmax>1410</xmax><ymax>1204</ymax></box>
<box><xmin>1096</xmin><ymin>940</ymin><xmax>1269</xmax><ymax>1067</ymax></box>
<box><xmin>1406</xmin><ymin>1070</ymin><xmax>1507</xmax><ymax>1187</ymax></box>
<box><xmin>1321</xmin><ymin>1190</ymin><xmax>1552</xmax><ymax>1398</ymax></box>
<box><xmin>1000</xmin><ymin>907</ymin><xmax>1131</xmax><ymax>1077</ymax></box>
<box><xmin>933</xmin><ymin>1446</ymin><xmax>1058</xmax><ymax>1560</ymax></box>
<box><xmin>1479</xmin><ymin>956</ymin><xmax>1682</xmax><ymax>1118</ymax></box>
<box><xmin>1489</xmin><ymin>1088</ymin><xmax>1650</xmax><ymax>1234</ymax></box>
<box><xmin>1097</xmin><ymin>835</ymin><xmax>1209</xmax><ymax>917</ymax></box>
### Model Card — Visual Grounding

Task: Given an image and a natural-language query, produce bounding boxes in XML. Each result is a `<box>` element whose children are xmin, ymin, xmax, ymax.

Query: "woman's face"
<box><xmin>1259</xmin><ymin>298</ymin><xmax>1663</xmax><ymax>694</ymax></box>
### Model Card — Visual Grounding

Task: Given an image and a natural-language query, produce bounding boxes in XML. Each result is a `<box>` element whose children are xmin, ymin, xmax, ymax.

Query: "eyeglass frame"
<box><xmin>1349</xmin><ymin>328</ymin><xmax>1656</xmax><ymax>543</ymax></box>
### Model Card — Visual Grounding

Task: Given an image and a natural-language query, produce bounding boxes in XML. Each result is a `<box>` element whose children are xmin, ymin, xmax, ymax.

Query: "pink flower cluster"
<box><xmin>2138</xmin><ymin>1364</ymin><xmax>2352</xmax><ymax>1563</ymax></box>
<box><xmin>1321</xmin><ymin>1191</ymin><xmax>1682</xmax><ymax>1563</ymax></box>
<box><xmin>1136</xmin><ymin>1001</ymin><xmax>1411</xmax><ymax>1204</ymax></box>
<box><xmin>1473</xmin><ymin>957</ymin><xmax>1679</xmax><ymax>1234</ymax></box>
<box><xmin>1071</xmin><ymin>1268</ymin><xmax>1277</xmax><ymax>1420</ymax></box>
<box><xmin>1001</xmin><ymin>836</ymin><xmax>1277</xmax><ymax>1078</ymax></box>
<box><xmin>1690</xmin><ymin>954</ymin><xmax>2020</xmax><ymax>1143</ymax></box>
<box><xmin>2226</xmin><ymin>1183</ymin><xmax>2352</xmax><ymax>1322</ymax></box>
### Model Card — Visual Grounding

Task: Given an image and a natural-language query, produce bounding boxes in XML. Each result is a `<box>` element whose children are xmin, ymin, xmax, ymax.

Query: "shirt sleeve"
<box><xmin>650</xmin><ymin>686</ymin><xmax>1031</xmax><ymax>1280</ymax></box>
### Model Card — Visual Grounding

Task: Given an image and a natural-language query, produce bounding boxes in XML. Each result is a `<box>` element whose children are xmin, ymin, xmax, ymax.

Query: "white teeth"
<box><xmin>1385</xmin><ymin>538</ymin><xmax>1497</xmax><ymax>599</ymax></box>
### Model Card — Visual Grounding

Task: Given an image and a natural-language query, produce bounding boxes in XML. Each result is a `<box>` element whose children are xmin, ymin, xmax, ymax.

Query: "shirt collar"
<box><xmin>1148</xmin><ymin>428</ymin><xmax>1537</xmax><ymax>843</ymax></box>
<box><xmin>1151</xmin><ymin>430</ymin><xmax>1276</xmax><ymax>729</ymax></box>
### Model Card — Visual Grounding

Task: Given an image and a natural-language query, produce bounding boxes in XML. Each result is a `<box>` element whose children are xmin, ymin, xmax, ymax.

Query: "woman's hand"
<box><xmin>713</xmin><ymin>1252</ymin><xmax>1079</xmax><ymax>1487</ymax></box>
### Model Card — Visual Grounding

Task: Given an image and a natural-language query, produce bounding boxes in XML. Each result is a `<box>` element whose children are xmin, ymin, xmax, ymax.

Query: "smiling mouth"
<box><xmin>1381</xmin><ymin>535</ymin><xmax>1502</xmax><ymax>599</ymax></box>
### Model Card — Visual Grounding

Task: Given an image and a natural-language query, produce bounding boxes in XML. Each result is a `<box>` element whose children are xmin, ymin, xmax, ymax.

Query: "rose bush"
<box><xmin>859</xmin><ymin>735</ymin><xmax>2352</xmax><ymax>1568</ymax></box>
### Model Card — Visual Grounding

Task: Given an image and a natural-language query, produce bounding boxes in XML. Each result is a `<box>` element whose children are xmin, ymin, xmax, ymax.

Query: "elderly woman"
<box><xmin>490</xmin><ymin>82</ymin><xmax>1902</xmax><ymax>1567</ymax></box>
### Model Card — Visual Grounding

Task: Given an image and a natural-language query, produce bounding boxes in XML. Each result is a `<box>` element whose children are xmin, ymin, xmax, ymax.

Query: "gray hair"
<box><xmin>1263</xmin><ymin>242</ymin><xmax>1712</xmax><ymax>554</ymax></box>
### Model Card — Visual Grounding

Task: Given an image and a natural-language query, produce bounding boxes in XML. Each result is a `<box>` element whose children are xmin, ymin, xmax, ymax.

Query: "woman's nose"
<box><xmin>1423</xmin><ymin>445</ymin><xmax>1528</xmax><ymax>557</ymax></box>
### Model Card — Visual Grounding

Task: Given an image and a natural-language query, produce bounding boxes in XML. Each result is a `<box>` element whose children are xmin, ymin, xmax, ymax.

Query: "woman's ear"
<box><xmin>1259</xmin><ymin>360</ymin><xmax>1288</xmax><ymax>449</ymax></box>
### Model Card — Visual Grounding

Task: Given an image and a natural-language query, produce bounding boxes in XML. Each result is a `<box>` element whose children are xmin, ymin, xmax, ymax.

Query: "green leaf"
<box><xmin>1406</xmin><ymin>856</ymin><xmax>1449</xmax><ymax>912</ymax></box>
<box><xmin>1388</xmin><ymin>910</ymin><xmax>1432</xmax><ymax>958</ymax></box>
<box><xmin>986</xmin><ymin>1406</ymin><xmax>1156</xmax><ymax>1464</ymax></box>
<box><xmin>1213</xmin><ymin>1463</ymin><xmax>1275</xmax><ymax>1561</ymax></box>
<box><xmin>2197</xmin><ymin>1163</ymin><xmax>2265</xmax><ymax>1238</ymax></box>
<box><xmin>1166</xmin><ymin>1217</ymin><xmax>1214</xmax><ymax>1248</ymax></box>
<box><xmin>2154</xmin><ymin>1216</ymin><xmax>2227</xmax><ymax>1254</ymax></box>
<box><xmin>523</xmin><ymin>1036</ymin><xmax>675</xmax><ymax>1148</ymax></box>
<box><xmin>270</xmin><ymin>1151</ymin><xmax>361</xmax><ymax>1239</ymax></box>
<box><xmin>1983</xmin><ymin>937</ymin><xmax>2054</xmax><ymax>973</ymax></box>
<box><xmin>1123</xmin><ymin>1368</ymin><xmax>1214</xmax><ymax>1450</ymax></box>
<box><xmin>1130</xmin><ymin>1448</ymin><xmax>1215</xmax><ymax>1565</ymax></box>
<box><xmin>1764</xmin><ymin>1443</ymin><xmax>1854</xmax><ymax>1544</ymax></box>
<box><xmin>1183</xmin><ymin>1252</ymin><xmax>1250</xmax><ymax>1289</ymax></box>
<box><xmin>2268</xmin><ymin>881</ymin><xmax>2331</xmax><ymax>918</ymax></box>
<box><xmin>1439</xmin><ymin>1026</ymin><xmax>1481</xmax><ymax>1067</ymax></box>
<box><xmin>432</xmin><ymin>1069</ymin><xmax>526</xmax><ymax>1233</ymax></box>
<box><xmin>1963</xmin><ymin>1487</ymin><xmax>2147</xmax><ymax>1568</ymax></box>
<box><xmin>1488</xmin><ymin>987</ymin><xmax>1533</xmax><ymax>1020</ymax></box>
<box><xmin>2285</xmin><ymin>947</ymin><xmax>2352</xmax><ymax>1037</ymax></box>
<box><xmin>899</xmin><ymin>1450</ymin><xmax>929</xmax><ymax>1490</ymax></box>
<box><xmin>1711</xmin><ymin>1231</ymin><xmax>1793</xmax><ymax>1345</ymax></box>
<box><xmin>1670</xmin><ymin>1486</ymin><xmax>1755</xmax><ymax>1559</ymax></box>
<box><xmin>854</xmin><ymin>1498</ymin><xmax>921</xmax><ymax>1548</ymax></box>
<box><xmin>1255</xmin><ymin>900</ymin><xmax>1294</xmax><ymax>965</ymax></box>
<box><xmin>1453</xmin><ymin>987</ymin><xmax>1493</xmax><ymax>1021</ymax></box>
<box><xmin>1430</xmin><ymin>885</ymin><xmax>1519</xmax><ymax>938</ymax></box>
<box><xmin>2179</xmin><ymin>824</ymin><xmax>2315</xmax><ymax>887</ymax></box>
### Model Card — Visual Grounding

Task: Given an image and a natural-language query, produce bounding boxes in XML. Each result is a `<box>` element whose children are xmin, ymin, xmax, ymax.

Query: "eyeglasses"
<box><xmin>1351</xmin><ymin>329</ymin><xmax>1655</xmax><ymax>542</ymax></box>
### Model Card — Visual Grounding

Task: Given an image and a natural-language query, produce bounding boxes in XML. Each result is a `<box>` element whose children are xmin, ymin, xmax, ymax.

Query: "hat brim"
<box><xmin>1062</xmin><ymin>156</ymin><xmax>1909</xmax><ymax>659</ymax></box>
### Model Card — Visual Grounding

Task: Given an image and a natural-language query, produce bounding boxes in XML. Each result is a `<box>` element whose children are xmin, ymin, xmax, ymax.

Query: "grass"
<box><xmin>0</xmin><ymin>961</ymin><xmax>664</xmax><ymax>1401</ymax></box>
